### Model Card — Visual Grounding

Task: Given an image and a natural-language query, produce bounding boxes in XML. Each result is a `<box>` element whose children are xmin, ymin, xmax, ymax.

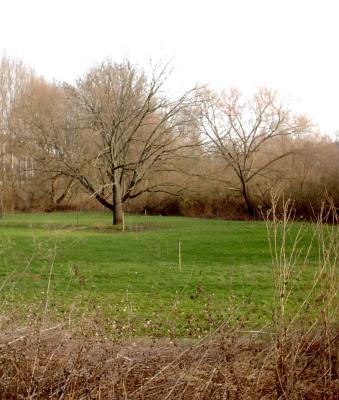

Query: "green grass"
<box><xmin>0</xmin><ymin>212</ymin><xmax>322</xmax><ymax>337</ymax></box>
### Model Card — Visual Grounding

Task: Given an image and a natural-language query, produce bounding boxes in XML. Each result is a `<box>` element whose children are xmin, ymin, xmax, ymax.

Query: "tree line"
<box><xmin>1</xmin><ymin>54</ymin><xmax>338</xmax><ymax>224</ymax></box>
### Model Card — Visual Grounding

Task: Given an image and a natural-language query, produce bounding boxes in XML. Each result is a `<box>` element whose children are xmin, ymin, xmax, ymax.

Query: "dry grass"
<box><xmin>0</xmin><ymin>322</ymin><xmax>337</xmax><ymax>399</ymax></box>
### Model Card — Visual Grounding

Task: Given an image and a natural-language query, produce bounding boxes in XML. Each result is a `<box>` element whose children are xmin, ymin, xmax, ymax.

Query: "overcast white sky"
<box><xmin>1</xmin><ymin>0</ymin><xmax>338</xmax><ymax>135</ymax></box>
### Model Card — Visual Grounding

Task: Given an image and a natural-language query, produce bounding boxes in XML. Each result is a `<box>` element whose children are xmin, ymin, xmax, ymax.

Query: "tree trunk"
<box><xmin>56</xmin><ymin>177</ymin><xmax>74</xmax><ymax>204</ymax></box>
<box><xmin>113</xmin><ymin>180</ymin><xmax>124</xmax><ymax>225</ymax></box>
<box><xmin>241</xmin><ymin>179</ymin><xmax>255</xmax><ymax>217</ymax></box>
<box><xmin>78</xmin><ymin>174</ymin><xmax>124</xmax><ymax>225</ymax></box>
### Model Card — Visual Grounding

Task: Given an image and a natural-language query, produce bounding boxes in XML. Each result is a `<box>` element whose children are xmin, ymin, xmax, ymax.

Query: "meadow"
<box><xmin>0</xmin><ymin>211</ymin><xmax>337</xmax><ymax>399</ymax></box>
<box><xmin>0</xmin><ymin>211</ymin><xmax>321</xmax><ymax>337</ymax></box>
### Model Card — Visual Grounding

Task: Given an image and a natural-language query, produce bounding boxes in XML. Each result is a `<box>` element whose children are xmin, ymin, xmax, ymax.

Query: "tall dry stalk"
<box><xmin>265</xmin><ymin>192</ymin><xmax>338</xmax><ymax>399</ymax></box>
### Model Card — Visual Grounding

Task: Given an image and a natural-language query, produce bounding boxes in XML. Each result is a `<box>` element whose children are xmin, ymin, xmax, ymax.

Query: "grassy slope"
<box><xmin>0</xmin><ymin>212</ymin><xmax>318</xmax><ymax>336</ymax></box>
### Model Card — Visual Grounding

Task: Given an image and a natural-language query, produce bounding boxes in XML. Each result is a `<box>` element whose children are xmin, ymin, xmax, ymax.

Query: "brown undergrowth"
<box><xmin>0</xmin><ymin>323</ymin><xmax>337</xmax><ymax>399</ymax></box>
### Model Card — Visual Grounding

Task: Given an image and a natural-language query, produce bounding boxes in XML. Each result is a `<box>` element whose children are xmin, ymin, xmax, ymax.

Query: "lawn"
<box><xmin>0</xmin><ymin>212</ymin><xmax>324</xmax><ymax>337</ymax></box>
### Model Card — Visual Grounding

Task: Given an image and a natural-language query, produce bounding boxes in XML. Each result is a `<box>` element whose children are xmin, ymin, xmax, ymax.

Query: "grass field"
<box><xmin>0</xmin><ymin>212</ymin><xmax>324</xmax><ymax>337</ymax></box>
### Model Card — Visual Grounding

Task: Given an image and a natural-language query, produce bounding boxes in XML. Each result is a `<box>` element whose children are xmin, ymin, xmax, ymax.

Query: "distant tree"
<box><xmin>198</xmin><ymin>88</ymin><xmax>311</xmax><ymax>216</ymax></box>
<box><xmin>13</xmin><ymin>77</ymin><xmax>78</xmax><ymax>207</ymax></box>
<box><xmin>0</xmin><ymin>55</ymin><xmax>35</xmax><ymax>209</ymax></box>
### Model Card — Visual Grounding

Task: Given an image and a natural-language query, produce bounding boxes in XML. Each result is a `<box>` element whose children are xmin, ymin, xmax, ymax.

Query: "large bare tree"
<box><xmin>198</xmin><ymin>88</ymin><xmax>311</xmax><ymax>216</ymax></box>
<box><xmin>18</xmin><ymin>60</ymin><xmax>198</xmax><ymax>224</ymax></box>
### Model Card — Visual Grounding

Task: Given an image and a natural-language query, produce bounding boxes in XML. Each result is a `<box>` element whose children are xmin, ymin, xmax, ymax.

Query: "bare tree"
<box><xmin>0</xmin><ymin>54</ymin><xmax>35</xmax><ymax>209</ymax></box>
<box><xmin>198</xmin><ymin>88</ymin><xmax>311</xmax><ymax>216</ymax></box>
<box><xmin>60</xmin><ymin>60</ymin><xmax>198</xmax><ymax>224</ymax></box>
<box><xmin>13</xmin><ymin>77</ymin><xmax>77</xmax><ymax>208</ymax></box>
<box><xmin>17</xmin><ymin>60</ymin><xmax>198</xmax><ymax>224</ymax></box>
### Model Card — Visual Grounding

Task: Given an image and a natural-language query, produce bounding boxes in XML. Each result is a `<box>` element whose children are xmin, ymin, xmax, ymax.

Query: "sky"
<box><xmin>1</xmin><ymin>0</ymin><xmax>339</xmax><ymax>136</ymax></box>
